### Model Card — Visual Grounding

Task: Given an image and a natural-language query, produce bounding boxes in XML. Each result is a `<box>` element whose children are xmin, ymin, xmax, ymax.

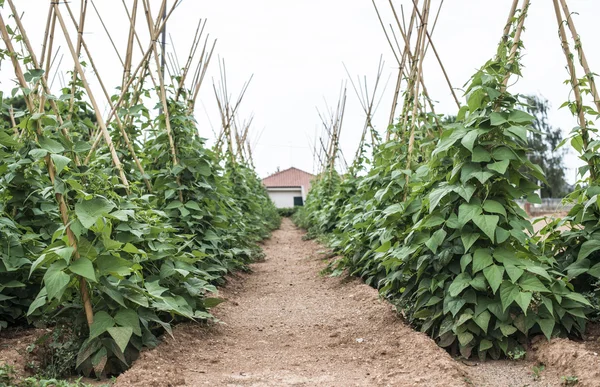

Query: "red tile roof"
<box><xmin>262</xmin><ymin>167</ymin><xmax>315</xmax><ymax>191</ymax></box>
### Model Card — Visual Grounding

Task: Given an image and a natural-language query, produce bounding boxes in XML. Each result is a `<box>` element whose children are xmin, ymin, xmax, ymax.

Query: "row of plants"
<box><xmin>0</xmin><ymin>8</ymin><xmax>279</xmax><ymax>381</ymax></box>
<box><xmin>295</xmin><ymin>6</ymin><xmax>599</xmax><ymax>360</ymax></box>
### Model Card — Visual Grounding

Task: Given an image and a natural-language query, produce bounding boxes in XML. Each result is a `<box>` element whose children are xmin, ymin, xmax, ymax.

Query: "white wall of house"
<box><xmin>267</xmin><ymin>187</ymin><xmax>304</xmax><ymax>208</ymax></box>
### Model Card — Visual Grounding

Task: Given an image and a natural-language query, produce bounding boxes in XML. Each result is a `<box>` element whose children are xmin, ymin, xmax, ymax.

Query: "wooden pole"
<box><xmin>0</xmin><ymin>11</ymin><xmax>94</xmax><ymax>327</ymax></box>
<box><xmin>552</xmin><ymin>0</ymin><xmax>595</xmax><ymax>180</ymax></box>
<box><xmin>53</xmin><ymin>2</ymin><xmax>130</xmax><ymax>190</ymax></box>
<box><xmin>558</xmin><ymin>0</ymin><xmax>600</xmax><ymax>114</ymax></box>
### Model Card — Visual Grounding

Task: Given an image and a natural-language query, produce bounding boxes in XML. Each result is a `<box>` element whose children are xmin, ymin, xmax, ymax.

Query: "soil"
<box><xmin>115</xmin><ymin>219</ymin><xmax>467</xmax><ymax>386</ymax></box>
<box><xmin>4</xmin><ymin>218</ymin><xmax>600</xmax><ymax>386</ymax></box>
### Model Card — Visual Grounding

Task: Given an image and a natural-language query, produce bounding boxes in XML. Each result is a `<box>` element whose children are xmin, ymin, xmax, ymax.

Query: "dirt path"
<box><xmin>115</xmin><ymin>219</ymin><xmax>467</xmax><ymax>386</ymax></box>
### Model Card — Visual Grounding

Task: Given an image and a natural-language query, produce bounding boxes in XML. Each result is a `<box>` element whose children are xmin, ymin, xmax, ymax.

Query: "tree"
<box><xmin>524</xmin><ymin>95</ymin><xmax>568</xmax><ymax>198</ymax></box>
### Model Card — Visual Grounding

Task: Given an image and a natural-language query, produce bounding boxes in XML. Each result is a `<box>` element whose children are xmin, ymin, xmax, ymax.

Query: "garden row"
<box><xmin>0</xmin><ymin>1</ymin><xmax>279</xmax><ymax>380</ymax></box>
<box><xmin>295</xmin><ymin>2</ymin><xmax>600</xmax><ymax>361</ymax></box>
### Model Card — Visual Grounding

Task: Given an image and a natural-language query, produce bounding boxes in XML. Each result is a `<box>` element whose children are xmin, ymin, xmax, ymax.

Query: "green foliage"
<box><xmin>0</xmin><ymin>63</ymin><xmax>278</xmax><ymax>379</ymax></box>
<box><xmin>0</xmin><ymin>364</ymin><xmax>103</xmax><ymax>387</ymax></box>
<box><xmin>294</xmin><ymin>9</ymin><xmax>591</xmax><ymax>361</ymax></box>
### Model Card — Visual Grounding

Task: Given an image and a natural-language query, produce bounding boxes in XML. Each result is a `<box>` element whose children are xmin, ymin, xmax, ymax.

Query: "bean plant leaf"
<box><xmin>107</xmin><ymin>327</ymin><xmax>133</xmax><ymax>353</ymax></box>
<box><xmin>43</xmin><ymin>261</ymin><xmax>70</xmax><ymax>300</ymax></box>
<box><xmin>483</xmin><ymin>264</ymin><xmax>504</xmax><ymax>294</ymax></box>
<box><xmin>69</xmin><ymin>257</ymin><xmax>97</xmax><ymax>282</ymax></box>
<box><xmin>538</xmin><ymin>319</ymin><xmax>555</xmax><ymax>340</ymax></box>
<box><xmin>75</xmin><ymin>197</ymin><xmax>116</xmax><ymax>229</ymax></box>
<box><xmin>473</xmin><ymin>249</ymin><xmax>493</xmax><ymax>273</ymax></box>
<box><xmin>514</xmin><ymin>292</ymin><xmax>533</xmax><ymax>314</ymax></box>
<box><xmin>483</xmin><ymin>200</ymin><xmax>506</xmax><ymax>217</ymax></box>
<box><xmin>578</xmin><ymin>240</ymin><xmax>600</xmax><ymax>261</ymax></box>
<box><xmin>472</xmin><ymin>214</ymin><xmax>499</xmax><ymax>242</ymax></box>
<box><xmin>89</xmin><ymin>311</ymin><xmax>115</xmax><ymax>340</ymax></box>
<box><xmin>461</xmin><ymin>233</ymin><xmax>480</xmax><ymax>252</ymax></box>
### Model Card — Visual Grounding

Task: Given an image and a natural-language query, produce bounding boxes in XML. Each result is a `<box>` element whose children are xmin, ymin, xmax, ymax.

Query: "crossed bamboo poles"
<box><xmin>0</xmin><ymin>0</ymin><xmax>215</xmax><ymax>326</ymax></box>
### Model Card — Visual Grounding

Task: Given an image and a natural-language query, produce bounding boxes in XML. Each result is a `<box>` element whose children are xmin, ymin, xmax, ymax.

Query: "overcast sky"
<box><xmin>2</xmin><ymin>1</ymin><xmax>599</xmax><ymax>183</ymax></box>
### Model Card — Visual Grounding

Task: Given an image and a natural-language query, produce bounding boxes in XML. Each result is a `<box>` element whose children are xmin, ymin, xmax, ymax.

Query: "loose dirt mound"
<box><xmin>532</xmin><ymin>336</ymin><xmax>600</xmax><ymax>387</ymax></box>
<box><xmin>115</xmin><ymin>219</ymin><xmax>467</xmax><ymax>386</ymax></box>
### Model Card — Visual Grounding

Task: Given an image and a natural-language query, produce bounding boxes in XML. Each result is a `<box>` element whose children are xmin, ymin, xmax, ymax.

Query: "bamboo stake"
<box><xmin>6</xmin><ymin>0</ymin><xmax>80</xmax><ymax>163</ymax></box>
<box><xmin>502</xmin><ymin>0</ymin><xmax>529</xmax><ymax>88</ymax></box>
<box><xmin>410</xmin><ymin>0</ymin><xmax>459</xmax><ymax>108</ymax></box>
<box><xmin>552</xmin><ymin>0</ymin><xmax>595</xmax><ymax>180</ymax></box>
<box><xmin>39</xmin><ymin>4</ymin><xmax>54</xmax><ymax>67</ymax></box>
<box><xmin>68</xmin><ymin>0</ymin><xmax>88</xmax><ymax>119</ymax></box>
<box><xmin>405</xmin><ymin>0</ymin><xmax>430</xmax><ymax>184</ymax></box>
<box><xmin>85</xmin><ymin>0</ymin><xmax>178</xmax><ymax>161</ymax></box>
<box><xmin>0</xmin><ymin>12</ymin><xmax>94</xmax><ymax>327</ymax></box>
<box><xmin>9</xmin><ymin>107</ymin><xmax>18</xmax><ymax>136</ymax></box>
<box><xmin>123</xmin><ymin>0</ymin><xmax>139</xmax><ymax>89</ymax></box>
<box><xmin>62</xmin><ymin>1</ymin><xmax>152</xmax><ymax>191</ymax></box>
<box><xmin>559</xmin><ymin>0</ymin><xmax>600</xmax><ymax>113</ymax></box>
<box><xmin>142</xmin><ymin>0</ymin><xmax>184</xmax><ymax>201</ymax></box>
<box><xmin>53</xmin><ymin>3</ymin><xmax>130</xmax><ymax>190</ymax></box>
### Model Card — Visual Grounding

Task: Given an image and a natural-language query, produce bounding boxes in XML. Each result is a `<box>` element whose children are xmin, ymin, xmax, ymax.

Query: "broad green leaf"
<box><xmin>39</xmin><ymin>137</ymin><xmax>64</xmax><ymax>153</ymax></box>
<box><xmin>519</xmin><ymin>275</ymin><xmax>549</xmax><ymax>293</ymax></box>
<box><xmin>89</xmin><ymin>311</ymin><xmax>114</xmax><ymax>340</ymax></box>
<box><xmin>538</xmin><ymin>318</ymin><xmax>555</xmax><ymax>340</ymax></box>
<box><xmin>96</xmin><ymin>255</ymin><xmax>133</xmax><ymax>276</ymax></box>
<box><xmin>29</xmin><ymin>148</ymin><xmax>48</xmax><ymax>159</ymax></box>
<box><xmin>588</xmin><ymin>263</ymin><xmax>600</xmax><ymax>278</ymax></box>
<box><xmin>479</xmin><ymin>339</ymin><xmax>493</xmax><ymax>352</ymax></box>
<box><xmin>472</xmin><ymin>213</ymin><xmax>499</xmax><ymax>241</ymax></box>
<box><xmin>459</xmin><ymin>254</ymin><xmax>472</xmax><ymax>273</ymax></box>
<box><xmin>491</xmin><ymin>147</ymin><xmax>516</xmax><ymax>161</ymax></box>
<box><xmin>483</xmin><ymin>200</ymin><xmax>506</xmax><ymax>217</ymax></box>
<box><xmin>483</xmin><ymin>264</ymin><xmax>504</xmax><ymax>294</ymax></box>
<box><xmin>474</xmin><ymin>310</ymin><xmax>491</xmax><ymax>333</ymax></box>
<box><xmin>123</xmin><ymin>243</ymin><xmax>143</xmax><ymax>254</ymax></box>
<box><xmin>27</xmin><ymin>289</ymin><xmax>48</xmax><ymax>316</ymax></box>
<box><xmin>50</xmin><ymin>154</ymin><xmax>71</xmax><ymax>175</ymax></box>
<box><xmin>0</xmin><ymin>131</ymin><xmax>20</xmax><ymax>148</ymax></box>
<box><xmin>515</xmin><ymin>292</ymin><xmax>533</xmax><ymax>314</ymax></box>
<box><xmin>43</xmin><ymin>261</ymin><xmax>70</xmax><ymax>300</ymax></box>
<box><xmin>449</xmin><ymin>273</ymin><xmax>472</xmax><ymax>297</ymax></box>
<box><xmin>499</xmin><ymin>281</ymin><xmax>519</xmax><ymax>311</ymax></box>
<box><xmin>578</xmin><ymin>240</ymin><xmax>600</xmax><ymax>261</ymax></box>
<box><xmin>505</xmin><ymin>264</ymin><xmax>524</xmax><ymax>283</ymax></box>
<box><xmin>473</xmin><ymin>248</ymin><xmax>493</xmax><ymax>273</ymax></box>
<box><xmin>461</xmin><ymin>130</ymin><xmax>479</xmax><ymax>152</ymax></box>
<box><xmin>425</xmin><ymin>229</ymin><xmax>447</xmax><ymax>254</ymax></box>
<box><xmin>107</xmin><ymin>327</ymin><xmax>133</xmax><ymax>353</ymax></box>
<box><xmin>498</xmin><ymin>323</ymin><xmax>517</xmax><ymax>336</ymax></box>
<box><xmin>472</xmin><ymin>146</ymin><xmax>491</xmax><ymax>162</ymax></box>
<box><xmin>525</xmin><ymin>266</ymin><xmax>551</xmax><ymax>281</ymax></box>
<box><xmin>505</xmin><ymin>126</ymin><xmax>528</xmax><ymax>143</ymax></box>
<box><xmin>457</xmin><ymin>331</ymin><xmax>474</xmax><ymax>346</ymax></box>
<box><xmin>456</xmin><ymin>184</ymin><xmax>477</xmax><ymax>202</ymax></box>
<box><xmin>461</xmin><ymin>233</ymin><xmax>480</xmax><ymax>252</ymax></box>
<box><xmin>114</xmin><ymin>309</ymin><xmax>142</xmax><ymax>336</ymax></box>
<box><xmin>75</xmin><ymin>197</ymin><xmax>116</xmax><ymax>229</ymax></box>
<box><xmin>429</xmin><ymin>185</ymin><xmax>455</xmax><ymax>211</ymax></box>
<box><xmin>564</xmin><ymin>292</ymin><xmax>592</xmax><ymax>307</ymax></box>
<box><xmin>495</xmin><ymin>228</ymin><xmax>510</xmax><ymax>243</ymax></box>
<box><xmin>69</xmin><ymin>257</ymin><xmax>97</xmax><ymax>282</ymax></box>
<box><xmin>468</xmin><ymin>170</ymin><xmax>495</xmax><ymax>184</ymax></box>
<box><xmin>487</xmin><ymin>159</ymin><xmax>510</xmax><ymax>174</ymax></box>
<box><xmin>489</xmin><ymin>112</ymin><xmax>508</xmax><ymax>126</ymax></box>
<box><xmin>508</xmin><ymin>110</ymin><xmax>535</xmax><ymax>123</ymax></box>
<box><xmin>458</xmin><ymin>203</ymin><xmax>482</xmax><ymax>228</ymax></box>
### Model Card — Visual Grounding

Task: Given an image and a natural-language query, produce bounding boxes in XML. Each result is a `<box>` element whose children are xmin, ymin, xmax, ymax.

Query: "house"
<box><xmin>262</xmin><ymin>167</ymin><xmax>314</xmax><ymax>208</ymax></box>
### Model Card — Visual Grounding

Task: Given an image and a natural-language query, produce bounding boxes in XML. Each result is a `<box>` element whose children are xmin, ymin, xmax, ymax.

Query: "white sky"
<box><xmin>2</xmin><ymin>1</ymin><xmax>599</xmax><ymax>183</ymax></box>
